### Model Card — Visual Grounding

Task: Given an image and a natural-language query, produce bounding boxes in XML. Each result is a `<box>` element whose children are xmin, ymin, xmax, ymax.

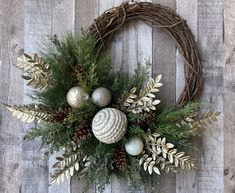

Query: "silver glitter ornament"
<box><xmin>66</xmin><ymin>86</ymin><xmax>89</xmax><ymax>108</ymax></box>
<box><xmin>92</xmin><ymin>108</ymin><xmax>127</xmax><ymax>144</ymax></box>
<box><xmin>92</xmin><ymin>87</ymin><xmax>111</xmax><ymax>107</ymax></box>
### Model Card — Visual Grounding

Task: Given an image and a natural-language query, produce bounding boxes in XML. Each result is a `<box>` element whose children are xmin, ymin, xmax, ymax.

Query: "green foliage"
<box><xmin>66</xmin><ymin>99</ymin><xmax>98</xmax><ymax>125</ymax></box>
<box><xmin>77</xmin><ymin>139</ymin><xmax>115</xmax><ymax>192</ymax></box>
<box><xmin>149</xmin><ymin>102</ymin><xmax>200</xmax><ymax>149</ymax></box>
<box><xmin>157</xmin><ymin>102</ymin><xmax>199</xmax><ymax>124</ymax></box>
<box><xmin>34</xmin><ymin>33</ymin><xmax>111</xmax><ymax>109</ymax></box>
<box><xmin>24</xmin><ymin>123</ymin><xmax>74</xmax><ymax>153</ymax></box>
<box><xmin>110</xmin><ymin>63</ymin><xmax>150</xmax><ymax>102</ymax></box>
<box><xmin>75</xmin><ymin>34</ymin><xmax>111</xmax><ymax>92</ymax></box>
<box><xmin>125</xmin><ymin>125</ymin><xmax>145</xmax><ymax>141</ymax></box>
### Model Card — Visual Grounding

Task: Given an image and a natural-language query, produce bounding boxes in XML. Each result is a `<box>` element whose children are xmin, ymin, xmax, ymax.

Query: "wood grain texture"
<box><xmin>74</xmin><ymin>0</ymin><xmax>97</xmax><ymax>36</ymax></box>
<box><xmin>175</xmin><ymin>1</ymin><xmax>198</xmax><ymax>193</ymax></box>
<box><xmin>152</xmin><ymin>0</ymin><xmax>176</xmax><ymax>107</ymax></box>
<box><xmin>224</xmin><ymin>0</ymin><xmax>235</xmax><ymax>192</ymax></box>
<box><xmin>23</xmin><ymin>1</ymin><xmax>52</xmax><ymax>193</ymax></box>
<box><xmin>0</xmin><ymin>0</ymin><xmax>24</xmax><ymax>193</ymax></box>
<box><xmin>197</xmin><ymin>0</ymin><xmax>224</xmax><ymax>193</ymax></box>
<box><xmin>24</xmin><ymin>1</ymin><xmax>75</xmax><ymax>193</ymax></box>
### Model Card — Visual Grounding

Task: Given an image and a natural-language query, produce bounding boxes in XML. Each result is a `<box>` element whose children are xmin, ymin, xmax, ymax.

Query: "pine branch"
<box><xmin>2</xmin><ymin>103</ymin><xmax>51</xmax><ymax>123</ymax></box>
<box><xmin>17</xmin><ymin>53</ymin><xmax>54</xmax><ymax>89</ymax></box>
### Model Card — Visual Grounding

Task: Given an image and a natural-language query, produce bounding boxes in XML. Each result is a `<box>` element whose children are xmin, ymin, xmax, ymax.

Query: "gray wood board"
<box><xmin>197</xmin><ymin>0</ymin><xmax>224</xmax><ymax>193</ymax></box>
<box><xmin>0</xmin><ymin>0</ymin><xmax>24</xmax><ymax>193</ymax></box>
<box><xmin>224</xmin><ymin>0</ymin><xmax>235</xmax><ymax>192</ymax></box>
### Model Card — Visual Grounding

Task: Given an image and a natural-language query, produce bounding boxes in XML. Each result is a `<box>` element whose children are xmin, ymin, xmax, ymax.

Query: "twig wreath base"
<box><xmin>87</xmin><ymin>1</ymin><xmax>202</xmax><ymax>103</ymax></box>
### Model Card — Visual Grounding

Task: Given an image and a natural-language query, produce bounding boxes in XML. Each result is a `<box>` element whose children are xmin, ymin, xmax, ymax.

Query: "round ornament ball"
<box><xmin>66</xmin><ymin>86</ymin><xmax>89</xmax><ymax>108</ymax></box>
<box><xmin>125</xmin><ymin>137</ymin><xmax>144</xmax><ymax>156</ymax></box>
<box><xmin>92</xmin><ymin>108</ymin><xmax>127</xmax><ymax>144</ymax></box>
<box><xmin>92</xmin><ymin>87</ymin><xmax>111</xmax><ymax>107</ymax></box>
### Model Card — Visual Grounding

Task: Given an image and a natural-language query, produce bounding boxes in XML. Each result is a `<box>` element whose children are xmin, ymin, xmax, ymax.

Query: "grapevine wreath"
<box><xmin>2</xmin><ymin>1</ymin><xmax>220</xmax><ymax>192</ymax></box>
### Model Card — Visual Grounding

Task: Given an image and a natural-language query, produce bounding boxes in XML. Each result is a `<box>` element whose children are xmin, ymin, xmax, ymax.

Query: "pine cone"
<box><xmin>72</xmin><ymin>65</ymin><xmax>86</xmax><ymax>85</ymax></box>
<box><xmin>140</xmin><ymin>112</ymin><xmax>156</xmax><ymax>129</ymax></box>
<box><xmin>74</xmin><ymin>120</ymin><xmax>92</xmax><ymax>143</ymax></box>
<box><xmin>50</xmin><ymin>108</ymin><xmax>70</xmax><ymax>123</ymax></box>
<box><xmin>113</xmin><ymin>148</ymin><xmax>127</xmax><ymax>170</ymax></box>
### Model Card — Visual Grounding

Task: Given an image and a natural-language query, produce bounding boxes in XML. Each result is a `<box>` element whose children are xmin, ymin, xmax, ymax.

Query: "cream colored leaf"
<box><xmin>144</xmin><ymin>162</ymin><xmax>148</xmax><ymax>171</ymax></box>
<box><xmin>139</xmin><ymin>158</ymin><xmax>144</xmax><ymax>166</ymax></box>
<box><xmin>153</xmin><ymin>166</ymin><xmax>161</xmax><ymax>175</ymax></box>
<box><xmin>74</xmin><ymin>162</ymin><xmax>79</xmax><ymax>171</ymax></box>
<box><xmin>155</xmin><ymin>74</ymin><xmax>162</xmax><ymax>82</ymax></box>
<box><xmin>166</xmin><ymin>143</ymin><xmax>174</xmax><ymax>149</ymax></box>
<box><xmin>152</xmin><ymin>100</ymin><xmax>161</xmax><ymax>105</ymax></box>
<box><xmin>148</xmin><ymin>165</ymin><xmax>153</xmax><ymax>175</ymax></box>
<box><xmin>69</xmin><ymin>166</ymin><xmax>74</xmax><ymax>176</ymax></box>
<box><xmin>152</xmin><ymin>133</ymin><xmax>161</xmax><ymax>138</ymax></box>
<box><xmin>65</xmin><ymin>170</ymin><xmax>70</xmax><ymax>179</ymax></box>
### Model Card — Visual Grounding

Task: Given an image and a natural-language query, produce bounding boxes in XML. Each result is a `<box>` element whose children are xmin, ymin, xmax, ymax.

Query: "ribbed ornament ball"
<box><xmin>66</xmin><ymin>86</ymin><xmax>89</xmax><ymax>108</ymax></box>
<box><xmin>92</xmin><ymin>108</ymin><xmax>127</xmax><ymax>144</ymax></box>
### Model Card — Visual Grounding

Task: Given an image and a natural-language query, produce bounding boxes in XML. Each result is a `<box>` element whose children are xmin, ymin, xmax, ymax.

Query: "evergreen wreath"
<box><xmin>2</xmin><ymin>1</ymin><xmax>220</xmax><ymax>192</ymax></box>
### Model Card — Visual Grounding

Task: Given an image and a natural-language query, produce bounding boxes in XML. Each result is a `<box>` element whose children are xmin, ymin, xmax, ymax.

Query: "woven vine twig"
<box><xmin>87</xmin><ymin>1</ymin><xmax>202</xmax><ymax>104</ymax></box>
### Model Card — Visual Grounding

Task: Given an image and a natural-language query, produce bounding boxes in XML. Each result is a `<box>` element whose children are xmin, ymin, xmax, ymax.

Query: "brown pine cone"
<box><xmin>50</xmin><ymin>108</ymin><xmax>70</xmax><ymax>123</ymax></box>
<box><xmin>113</xmin><ymin>148</ymin><xmax>127</xmax><ymax>170</ymax></box>
<box><xmin>74</xmin><ymin>120</ymin><xmax>92</xmax><ymax>143</ymax></box>
<box><xmin>140</xmin><ymin>112</ymin><xmax>156</xmax><ymax>129</ymax></box>
<box><xmin>72</xmin><ymin>65</ymin><xmax>86</xmax><ymax>85</ymax></box>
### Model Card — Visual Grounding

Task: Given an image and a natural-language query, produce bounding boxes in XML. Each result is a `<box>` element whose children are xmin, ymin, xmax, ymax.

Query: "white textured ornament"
<box><xmin>66</xmin><ymin>86</ymin><xmax>89</xmax><ymax>108</ymax></box>
<box><xmin>125</xmin><ymin>137</ymin><xmax>144</xmax><ymax>156</ymax></box>
<box><xmin>92</xmin><ymin>87</ymin><xmax>112</xmax><ymax>107</ymax></box>
<box><xmin>92</xmin><ymin>108</ymin><xmax>127</xmax><ymax>144</ymax></box>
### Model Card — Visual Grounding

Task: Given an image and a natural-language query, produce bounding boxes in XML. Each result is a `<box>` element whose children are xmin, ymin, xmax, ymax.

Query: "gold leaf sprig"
<box><xmin>181</xmin><ymin>111</ymin><xmax>221</xmax><ymax>130</ymax></box>
<box><xmin>50</xmin><ymin>152</ymin><xmax>81</xmax><ymax>185</ymax></box>
<box><xmin>139</xmin><ymin>132</ymin><xmax>197</xmax><ymax>175</ymax></box>
<box><xmin>1</xmin><ymin>103</ymin><xmax>51</xmax><ymax>123</ymax></box>
<box><xmin>16</xmin><ymin>53</ymin><xmax>54</xmax><ymax>89</ymax></box>
<box><xmin>123</xmin><ymin>75</ymin><xmax>163</xmax><ymax>114</ymax></box>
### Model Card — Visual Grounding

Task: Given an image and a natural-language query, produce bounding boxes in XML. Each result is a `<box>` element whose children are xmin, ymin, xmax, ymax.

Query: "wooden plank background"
<box><xmin>0</xmin><ymin>0</ymin><xmax>231</xmax><ymax>193</ymax></box>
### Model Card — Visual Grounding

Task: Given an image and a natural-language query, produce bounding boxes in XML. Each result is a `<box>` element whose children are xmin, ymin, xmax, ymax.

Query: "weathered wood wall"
<box><xmin>0</xmin><ymin>0</ymin><xmax>232</xmax><ymax>193</ymax></box>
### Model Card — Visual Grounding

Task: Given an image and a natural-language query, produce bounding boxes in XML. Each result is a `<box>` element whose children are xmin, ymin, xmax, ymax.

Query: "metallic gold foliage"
<box><xmin>182</xmin><ymin>111</ymin><xmax>221</xmax><ymax>130</ymax></box>
<box><xmin>50</xmin><ymin>152</ymin><xmax>80</xmax><ymax>185</ymax></box>
<box><xmin>139</xmin><ymin>132</ymin><xmax>197</xmax><ymax>175</ymax></box>
<box><xmin>192</xmin><ymin>111</ymin><xmax>221</xmax><ymax>130</ymax></box>
<box><xmin>123</xmin><ymin>75</ymin><xmax>162</xmax><ymax>114</ymax></box>
<box><xmin>17</xmin><ymin>53</ymin><xmax>54</xmax><ymax>89</ymax></box>
<box><xmin>2</xmin><ymin>103</ymin><xmax>51</xmax><ymax>123</ymax></box>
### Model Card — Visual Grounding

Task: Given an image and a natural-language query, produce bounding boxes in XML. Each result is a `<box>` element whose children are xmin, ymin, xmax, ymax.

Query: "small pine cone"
<box><xmin>140</xmin><ymin>112</ymin><xmax>156</xmax><ymax>129</ymax></box>
<box><xmin>72</xmin><ymin>65</ymin><xmax>86</xmax><ymax>85</ymax></box>
<box><xmin>74</xmin><ymin>120</ymin><xmax>92</xmax><ymax>143</ymax></box>
<box><xmin>113</xmin><ymin>148</ymin><xmax>127</xmax><ymax>170</ymax></box>
<box><xmin>50</xmin><ymin>108</ymin><xmax>70</xmax><ymax>123</ymax></box>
